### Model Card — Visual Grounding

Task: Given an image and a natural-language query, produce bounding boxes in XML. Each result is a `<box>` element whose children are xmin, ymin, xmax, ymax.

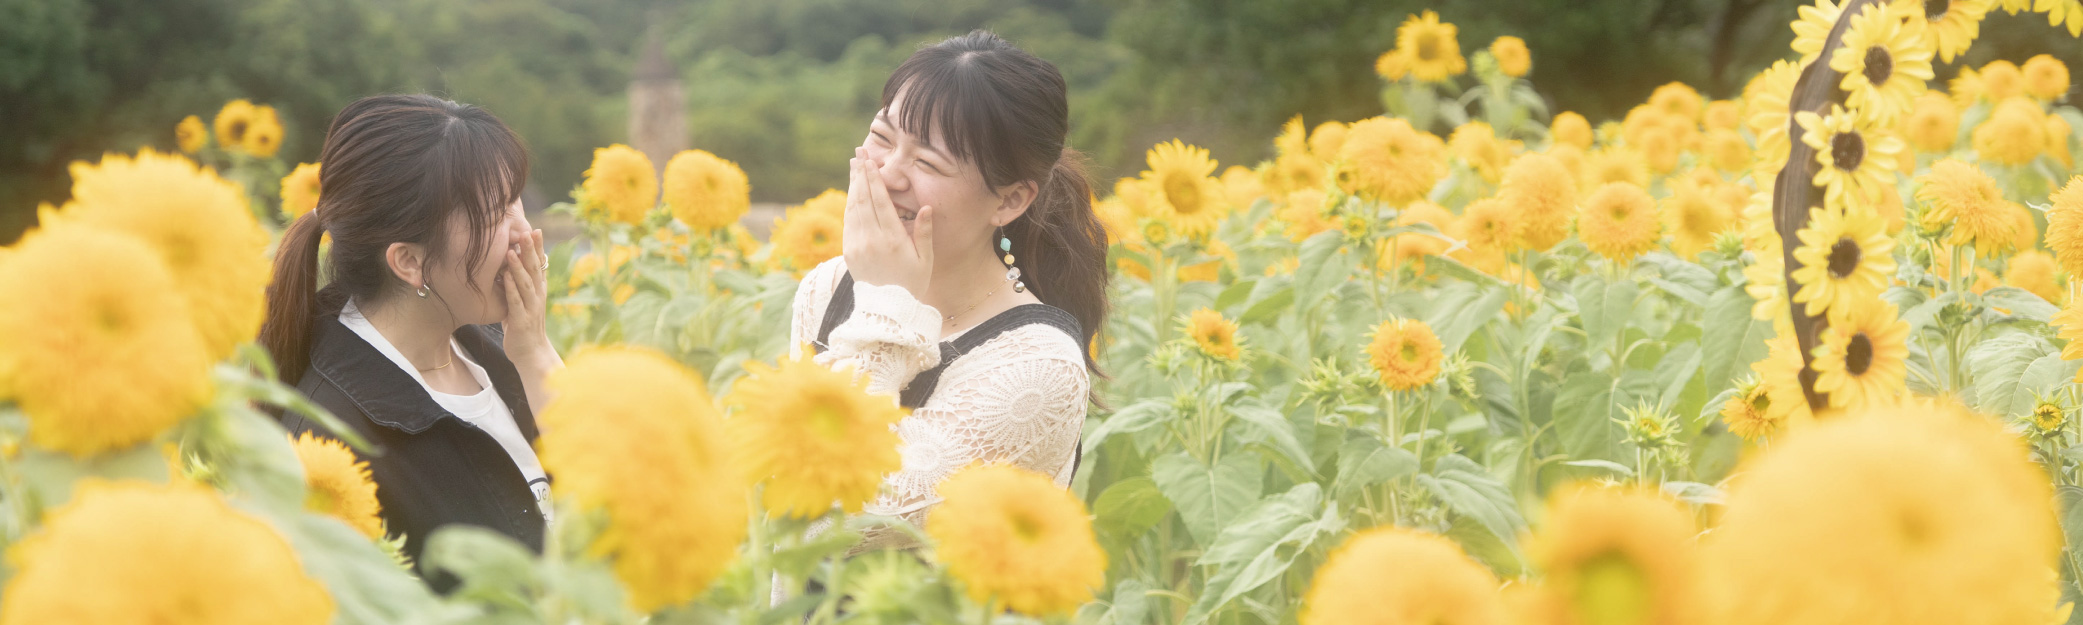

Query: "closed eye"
<box><xmin>917</xmin><ymin>159</ymin><xmax>944</xmax><ymax>175</ymax></box>
<box><xmin>871</xmin><ymin>131</ymin><xmax>891</xmax><ymax>145</ymax></box>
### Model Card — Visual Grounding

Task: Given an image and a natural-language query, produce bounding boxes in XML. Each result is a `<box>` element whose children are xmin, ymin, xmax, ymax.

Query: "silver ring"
<box><xmin>539</xmin><ymin>262</ymin><xmax>549</xmax><ymax>271</ymax></box>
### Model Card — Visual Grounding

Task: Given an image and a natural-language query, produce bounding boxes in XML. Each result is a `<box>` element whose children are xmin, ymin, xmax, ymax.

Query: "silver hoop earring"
<box><xmin>416</xmin><ymin>283</ymin><xmax>430</xmax><ymax>298</ymax></box>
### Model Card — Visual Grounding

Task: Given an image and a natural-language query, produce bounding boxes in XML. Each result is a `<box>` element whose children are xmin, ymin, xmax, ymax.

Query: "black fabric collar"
<box><xmin>307</xmin><ymin>314</ymin><xmax>539</xmax><ymax>441</ymax></box>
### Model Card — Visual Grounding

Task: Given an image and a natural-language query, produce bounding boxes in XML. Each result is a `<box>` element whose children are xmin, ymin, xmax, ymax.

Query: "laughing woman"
<box><xmin>260</xmin><ymin>94</ymin><xmax>562</xmax><ymax>585</ymax></box>
<box><xmin>791</xmin><ymin>30</ymin><xmax>1110</xmax><ymax>549</ymax></box>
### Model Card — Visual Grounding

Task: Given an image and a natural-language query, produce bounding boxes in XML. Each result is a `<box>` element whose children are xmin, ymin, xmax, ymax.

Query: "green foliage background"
<box><xmin>4</xmin><ymin>0</ymin><xmax>2079</xmax><ymax>243</ymax></box>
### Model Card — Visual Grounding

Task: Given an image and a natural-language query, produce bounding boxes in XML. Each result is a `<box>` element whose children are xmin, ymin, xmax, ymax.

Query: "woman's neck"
<box><xmin>357</xmin><ymin>294</ymin><xmax>462</xmax><ymax>373</ymax></box>
<box><xmin>921</xmin><ymin>244</ymin><xmax>1000</xmax><ymax>309</ymax></box>
<box><xmin>922</xmin><ymin>242</ymin><xmax>1036</xmax><ymax>330</ymax></box>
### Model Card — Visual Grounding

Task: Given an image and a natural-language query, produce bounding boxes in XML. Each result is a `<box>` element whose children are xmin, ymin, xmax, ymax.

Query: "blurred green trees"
<box><xmin>4</xmin><ymin>0</ymin><xmax>2078</xmax><ymax>243</ymax></box>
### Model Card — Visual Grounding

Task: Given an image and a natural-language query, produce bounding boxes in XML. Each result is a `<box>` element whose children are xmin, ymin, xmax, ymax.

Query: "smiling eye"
<box><xmin>871</xmin><ymin>132</ymin><xmax>891</xmax><ymax>145</ymax></box>
<box><xmin>917</xmin><ymin>160</ymin><xmax>942</xmax><ymax>174</ymax></box>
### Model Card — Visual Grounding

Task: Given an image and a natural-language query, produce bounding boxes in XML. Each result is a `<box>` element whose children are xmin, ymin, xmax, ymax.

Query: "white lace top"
<box><xmin>789</xmin><ymin>256</ymin><xmax>1090</xmax><ymax>550</ymax></box>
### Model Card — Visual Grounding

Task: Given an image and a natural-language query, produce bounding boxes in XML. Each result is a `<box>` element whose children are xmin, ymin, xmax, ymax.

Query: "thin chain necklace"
<box><xmin>417</xmin><ymin>345</ymin><xmax>455</xmax><ymax>372</ymax></box>
<box><xmin>943</xmin><ymin>284</ymin><xmax>1001</xmax><ymax>330</ymax></box>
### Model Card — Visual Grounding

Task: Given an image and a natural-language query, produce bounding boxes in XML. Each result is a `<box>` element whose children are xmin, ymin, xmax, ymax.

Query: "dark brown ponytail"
<box><xmin>259</xmin><ymin>95</ymin><xmax>528</xmax><ymax>386</ymax></box>
<box><xmin>883</xmin><ymin>30</ymin><xmax>1112</xmax><ymax>375</ymax></box>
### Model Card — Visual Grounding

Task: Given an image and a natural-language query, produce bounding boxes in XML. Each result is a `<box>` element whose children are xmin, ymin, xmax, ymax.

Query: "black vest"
<box><xmin>812</xmin><ymin>272</ymin><xmax>1086</xmax><ymax>477</ymax></box>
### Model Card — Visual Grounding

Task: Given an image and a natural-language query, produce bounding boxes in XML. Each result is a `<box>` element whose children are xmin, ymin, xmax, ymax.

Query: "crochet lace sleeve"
<box><xmin>854</xmin><ymin>325</ymin><xmax>1091</xmax><ymax>551</ymax></box>
<box><xmin>787</xmin><ymin>257</ymin><xmax>942</xmax><ymax>396</ymax></box>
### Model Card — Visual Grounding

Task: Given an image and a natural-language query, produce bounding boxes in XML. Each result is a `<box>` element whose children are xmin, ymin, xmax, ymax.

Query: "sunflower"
<box><xmin>1704</xmin><ymin>100</ymin><xmax>1743</xmax><ymax>131</ymax></box>
<box><xmin>1790</xmin><ymin>205</ymin><xmax>1898</xmax><ymax>324</ymax></box>
<box><xmin>1500</xmin><ymin>153</ymin><xmax>1579</xmax><ymax>251</ymax></box>
<box><xmin>289</xmin><ymin>431</ymin><xmax>383</xmax><ymax>540</ymax></box>
<box><xmin>1898</xmin><ymin>0</ymin><xmax>1992</xmax><ymax>62</ymax></box>
<box><xmin>1621</xmin><ymin>107</ymin><xmax>1689</xmax><ymax>174</ymax></box>
<box><xmin>1985</xmin><ymin>60</ymin><xmax>2028</xmax><ymax>100</ymax></box>
<box><xmin>579</xmin><ymin>144</ymin><xmax>659</xmax><ymax>225</ymax></box>
<box><xmin>1220</xmin><ymin>165</ymin><xmax>1265</xmax><ymax>212</ymax></box>
<box><xmin>1300</xmin><ymin>526</ymin><xmax>1509</xmax><ymax>625</ymax></box>
<box><xmin>0</xmin><ymin>481</ymin><xmax>333</xmax><ymax>625</ymax></box>
<box><xmin>1491</xmin><ymin>36</ymin><xmax>1531</xmax><ymax>78</ymax></box>
<box><xmin>1649</xmin><ymin>82</ymin><xmax>1704</xmax><ymax>123</ymax></box>
<box><xmin>60</xmin><ymin>149</ymin><xmax>271</xmax><ymax>361</ymax></box>
<box><xmin>539</xmin><ymin>346</ymin><xmax>748</xmax><ymax>612</ymax></box>
<box><xmin>1551</xmin><ymin>112</ymin><xmax>1594</xmax><ymax>150</ymax></box>
<box><xmin>1791</xmin><ymin>0</ymin><xmax>1849</xmax><ymax>64</ymax></box>
<box><xmin>2058</xmin><ymin>299</ymin><xmax>2083</xmax><ymax>363</ymax></box>
<box><xmin>2050</xmin><ymin>177</ymin><xmax>2083</xmax><ymax>275</ymax></box>
<box><xmin>1451</xmin><ymin>121</ymin><xmax>1514</xmax><ymax>183</ymax></box>
<box><xmin>174</xmin><ymin>115</ymin><xmax>207</xmax><ymax>154</ymax></box>
<box><xmin>1810</xmin><ymin>301</ymin><xmax>1911</xmax><ymax>409</ymax></box>
<box><xmin>1659</xmin><ymin>179</ymin><xmax>1732</xmax><ymax>259</ymax></box>
<box><xmin>1278</xmin><ymin>188</ymin><xmax>1336</xmax><ymax>242</ymax></box>
<box><xmin>770</xmin><ymin>197</ymin><xmax>845</xmax><ymax>272</ymax></box>
<box><xmin>1577</xmin><ymin>182</ymin><xmax>1662</xmax><ymax>262</ymax></box>
<box><xmin>1376</xmin><ymin>49</ymin><xmax>1410</xmax><ymax>81</ymax></box>
<box><xmin>212</xmin><ymin>99</ymin><xmax>256</xmax><ymax>150</ymax></box>
<box><xmin>2036</xmin><ymin>0</ymin><xmax>2083</xmax><ymax>36</ymax></box>
<box><xmin>1394</xmin><ymin>10</ymin><xmax>1467</xmax><ymax>83</ymax></box>
<box><xmin>2005</xmin><ymin>250</ymin><xmax>2064</xmax><ymax>303</ymax></box>
<box><xmin>663</xmin><ymin>149</ymin><xmax>750</xmax><ymax>233</ymax></box>
<box><xmin>1703</xmin><ymin>402</ymin><xmax>2060</xmax><ymax>625</ymax></box>
<box><xmin>1721</xmin><ymin>377</ymin><xmax>1784</xmax><ymax>442</ymax></box>
<box><xmin>1918</xmin><ymin>158</ymin><xmax>2016</xmax><ymax>253</ymax></box>
<box><xmin>1579</xmin><ymin>147</ymin><xmax>1648</xmax><ymax>191</ymax></box>
<box><xmin>1704</xmin><ymin>128</ymin><xmax>1752</xmax><ymax>173</ymax></box>
<box><xmin>1523</xmin><ymin>485</ymin><xmax>1700</xmax><ymax>625</ymax></box>
<box><xmin>2021</xmin><ymin>57</ymin><xmax>2073</xmax><ymax>103</ymax></box>
<box><xmin>1310</xmin><ymin>121</ymin><xmax>1351</xmax><ymax>162</ymax></box>
<box><xmin>1903</xmin><ymin>92</ymin><xmax>1961</xmax><ymax>153</ymax></box>
<box><xmin>927</xmin><ymin>464</ymin><xmax>1106</xmax><ymax>618</ymax></box>
<box><xmin>725</xmin><ymin>347</ymin><xmax>905</xmax><ymax>518</ymax></box>
<box><xmin>1745</xmin><ymin>59</ymin><xmax>1802</xmax><ymax>181</ymax></box>
<box><xmin>1142</xmin><ymin>139</ymin><xmax>1225</xmax><ymax>239</ymax></box>
<box><xmin>1338</xmin><ymin>117</ymin><xmax>1447</xmax><ymax>206</ymax></box>
<box><xmin>2031</xmin><ymin>398</ymin><xmax>2067</xmax><ymax>436</ymax></box>
<box><xmin>1182</xmin><ymin>307</ymin><xmax>1244</xmax><ymax>361</ymax></box>
<box><xmin>1974</xmin><ymin>98</ymin><xmax>2050</xmax><ymax>166</ymax></box>
<box><xmin>1752</xmin><ymin>336</ymin><xmax>1819</xmax><ymax>425</ymax></box>
<box><xmin>1383</xmin><ymin>202</ymin><xmax>1455</xmax><ymax>273</ymax></box>
<box><xmin>1452</xmin><ymin>197</ymin><xmax>1517</xmax><ymax>272</ymax></box>
<box><xmin>0</xmin><ymin>224</ymin><xmax>212</xmax><ymax>457</ymax></box>
<box><xmin>242</xmin><ymin>105</ymin><xmax>283</xmax><ymax>159</ymax></box>
<box><xmin>279</xmin><ymin>162</ymin><xmax>321</xmax><ymax>220</ymax></box>
<box><xmin>1797</xmin><ymin>105</ymin><xmax>1905</xmax><ymax>213</ymax></box>
<box><xmin>1367</xmin><ymin>318</ymin><xmax>1444</xmax><ymax>391</ymax></box>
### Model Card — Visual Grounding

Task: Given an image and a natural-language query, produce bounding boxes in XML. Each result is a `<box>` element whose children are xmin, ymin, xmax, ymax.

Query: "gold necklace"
<box><xmin>943</xmin><ymin>285</ymin><xmax>1001</xmax><ymax>329</ymax></box>
<box><xmin>417</xmin><ymin>346</ymin><xmax>454</xmax><ymax>372</ymax></box>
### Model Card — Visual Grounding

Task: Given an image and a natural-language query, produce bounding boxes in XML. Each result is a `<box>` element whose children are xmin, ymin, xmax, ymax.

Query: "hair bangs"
<box><xmin>883</xmin><ymin>52</ymin><xmax>1007</xmax><ymax>184</ymax></box>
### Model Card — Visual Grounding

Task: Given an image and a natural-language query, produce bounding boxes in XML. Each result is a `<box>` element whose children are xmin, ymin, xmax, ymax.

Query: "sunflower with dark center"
<box><xmin>1830</xmin><ymin>2</ymin><xmax>1936</xmax><ymax>124</ymax></box>
<box><xmin>1904</xmin><ymin>0</ymin><xmax>1992</xmax><ymax>62</ymax></box>
<box><xmin>1792</xmin><ymin>205</ymin><xmax>1897</xmax><ymax>326</ymax></box>
<box><xmin>1811</xmin><ymin>300</ymin><xmax>1910</xmax><ymax>410</ymax></box>
<box><xmin>1796</xmin><ymin>104</ymin><xmax>1904</xmax><ymax>213</ymax></box>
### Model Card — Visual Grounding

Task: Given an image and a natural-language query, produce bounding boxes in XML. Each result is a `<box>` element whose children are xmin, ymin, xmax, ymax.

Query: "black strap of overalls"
<box><xmin>812</xmin><ymin>272</ymin><xmax>1088</xmax><ymax>478</ymax></box>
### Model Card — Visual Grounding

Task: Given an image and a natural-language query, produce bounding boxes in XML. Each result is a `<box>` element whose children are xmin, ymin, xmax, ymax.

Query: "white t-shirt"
<box><xmin>340</xmin><ymin>299</ymin><xmax>553</xmax><ymax>524</ymax></box>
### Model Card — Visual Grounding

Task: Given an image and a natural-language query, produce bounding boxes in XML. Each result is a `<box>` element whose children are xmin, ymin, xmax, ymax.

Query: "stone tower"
<box><xmin>628</xmin><ymin>34</ymin><xmax>686</xmax><ymax>175</ymax></box>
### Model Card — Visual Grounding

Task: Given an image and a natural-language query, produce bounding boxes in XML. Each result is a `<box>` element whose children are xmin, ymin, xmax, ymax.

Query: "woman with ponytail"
<box><xmin>791</xmin><ymin>30</ymin><xmax>1110</xmax><ymax>549</ymax></box>
<box><xmin>260</xmin><ymin>94</ymin><xmax>561</xmax><ymax>585</ymax></box>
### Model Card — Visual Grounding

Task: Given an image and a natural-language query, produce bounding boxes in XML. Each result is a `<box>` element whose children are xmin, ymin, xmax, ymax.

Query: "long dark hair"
<box><xmin>883</xmin><ymin>30</ymin><xmax>1110</xmax><ymax>375</ymax></box>
<box><xmin>260</xmin><ymin>94</ymin><xmax>528</xmax><ymax>386</ymax></box>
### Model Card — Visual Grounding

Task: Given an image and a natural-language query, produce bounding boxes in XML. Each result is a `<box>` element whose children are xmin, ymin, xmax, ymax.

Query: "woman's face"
<box><xmin>423</xmin><ymin>197</ymin><xmax>528</xmax><ymax>325</ymax></box>
<box><xmin>860</xmin><ymin>94</ymin><xmax>1028</xmax><ymax>258</ymax></box>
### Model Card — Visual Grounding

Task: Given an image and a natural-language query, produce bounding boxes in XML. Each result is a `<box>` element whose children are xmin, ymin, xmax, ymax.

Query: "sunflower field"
<box><xmin>6</xmin><ymin>0</ymin><xmax>2083</xmax><ymax>623</ymax></box>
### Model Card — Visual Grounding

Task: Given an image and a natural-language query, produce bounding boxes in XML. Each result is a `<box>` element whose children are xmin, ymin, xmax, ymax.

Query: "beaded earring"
<box><xmin>998</xmin><ymin>227</ymin><xmax>1025</xmax><ymax>293</ymax></box>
